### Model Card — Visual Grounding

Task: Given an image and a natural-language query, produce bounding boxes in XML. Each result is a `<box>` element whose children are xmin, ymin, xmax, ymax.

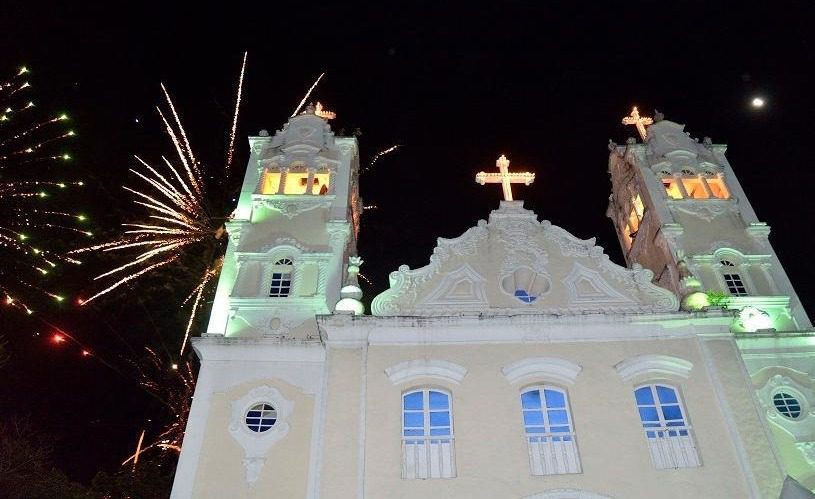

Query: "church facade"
<box><xmin>170</xmin><ymin>106</ymin><xmax>815</xmax><ymax>498</ymax></box>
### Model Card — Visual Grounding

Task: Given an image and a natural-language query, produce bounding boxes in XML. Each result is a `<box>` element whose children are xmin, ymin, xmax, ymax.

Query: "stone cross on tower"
<box><xmin>475</xmin><ymin>154</ymin><xmax>535</xmax><ymax>201</ymax></box>
<box><xmin>622</xmin><ymin>106</ymin><xmax>653</xmax><ymax>140</ymax></box>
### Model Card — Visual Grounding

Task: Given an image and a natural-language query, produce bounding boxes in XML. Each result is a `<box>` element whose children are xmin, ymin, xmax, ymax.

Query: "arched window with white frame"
<box><xmin>401</xmin><ymin>388</ymin><xmax>456</xmax><ymax>479</ymax></box>
<box><xmin>634</xmin><ymin>384</ymin><xmax>700</xmax><ymax>469</ymax></box>
<box><xmin>720</xmin><ymin>259</ymin><xmax>748</xmax><ymax>296</ymax></box>
<box><xmin>269</xmin><ymin>258</ymin><xmax>293</xmax><ymax>297</ymax></box>
<box><xmin>520</xmin><ymin>386</ymin><xmax>581</xmax><ymax>475</ymax></box>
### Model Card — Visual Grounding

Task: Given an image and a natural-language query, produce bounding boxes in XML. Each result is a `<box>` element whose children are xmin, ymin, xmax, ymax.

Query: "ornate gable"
<box><xmin>371</xmin><ymin>201</ymin><xmax>678</xmax><ymax>316</ymax></box>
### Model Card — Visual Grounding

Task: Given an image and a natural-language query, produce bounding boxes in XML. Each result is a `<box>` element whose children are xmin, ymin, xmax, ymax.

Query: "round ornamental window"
<box><xmin>245</xmin><ymin>403</ymin><xmax>278</xmax><ymax>432</ymax></box>
<box><xmin>500</xmin><ymin>268</ymin><xmax>551</xmax><ymax>305</ymax></box>
<box><xmin>773</xmin><ymin>392</ymin><xmax>802</xmax><ymax>419</ymax></box>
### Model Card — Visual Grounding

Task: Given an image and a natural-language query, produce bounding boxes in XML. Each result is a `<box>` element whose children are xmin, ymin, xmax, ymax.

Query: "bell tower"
<box><xmin>607</xmin><ymin>110</ymin><xmax>810</xmax><ymax>332</ymax></box>
<box><xmin>171</xmin><ymin>105</ymin><xmax>363</xmax><ymax>498</ymax></box>
<box><xmin>206</xmin><ymin>104</ymin><xmax>362</xmax><ymax>339</ymax></box>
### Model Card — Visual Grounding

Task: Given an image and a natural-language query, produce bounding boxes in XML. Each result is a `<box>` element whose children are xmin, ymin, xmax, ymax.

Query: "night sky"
<box><xmin>2</xmin><ymin>0</ymin><xmax>814</xmax><ymax>485</ymax></box>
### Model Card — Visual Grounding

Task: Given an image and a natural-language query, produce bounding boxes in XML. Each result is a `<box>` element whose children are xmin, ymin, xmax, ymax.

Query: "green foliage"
<box><xmin>89</xmin><ymin>457</ymin><xmax>176</xmax><ymax>499</ymax></box>
<box><xmin>0</xmin><ymin>419</ymin><xmax>87</xmax><ymax>499</ymax></box>
<box><xmin>706</xmin><ymin>291</ymin><xmax>730</xmax><ymax>309</ymax></box>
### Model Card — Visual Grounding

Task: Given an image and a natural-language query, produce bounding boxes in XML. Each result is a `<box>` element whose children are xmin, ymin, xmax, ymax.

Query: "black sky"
<box><xmin>1</xmin><ymin>0</ymin><xmax>814</xmax><ymax>483</ymax></box>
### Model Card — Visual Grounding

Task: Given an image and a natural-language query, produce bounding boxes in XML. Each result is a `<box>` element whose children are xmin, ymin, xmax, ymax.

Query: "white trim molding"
<box><xmin>384</xmin><ymin>359</ymin><xmax>467</xmax><ymax>385</ymax></box>
<box><xmin>525</xmin><ymin>489</ymin><xmax>614</xmax><ymax>499</ymax></box>
<box><xmin>228</xmin><ymin>385</ymin><xmax>294</xmax><ymax>486</ymax></box>
<box><xmin>614</xmin><ymin>354</ymin><xmax>693</xmax><ymax>382</ymax></box>
<box><xmin>502</xmin><ymin>357</ymin><xmax>582</xmax><ymax>385</ymax></box>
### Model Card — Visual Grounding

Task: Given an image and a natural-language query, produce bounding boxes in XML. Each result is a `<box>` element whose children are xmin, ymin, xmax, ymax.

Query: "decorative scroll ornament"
<box><xmin>228</xmin><ymin>386</ymin><xmax>294</xmax><ymax>486</ymax></box>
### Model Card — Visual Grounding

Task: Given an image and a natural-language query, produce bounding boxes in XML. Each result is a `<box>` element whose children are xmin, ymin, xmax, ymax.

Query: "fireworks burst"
<box><xmin>361</xmin><ymin>144</ymin><xmax>401</xmax><ymax>174</ymax></box>
<box><xmin>0</xmin><ymin>66</ymin><xmax>84</xmax><ymax>313</ymax></box>
<box><xmin>121</xmin><ymin>347</ymin><xmax>195</xmax><ymax>466</ymax></box>
<box><xmin>73</xmin><ymin>56</ymin><xmax>248</xmax><ymax>355</ymax></box>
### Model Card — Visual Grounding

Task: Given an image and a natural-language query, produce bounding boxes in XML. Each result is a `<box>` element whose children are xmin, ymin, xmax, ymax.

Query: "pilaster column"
<box><xmin>700</xmin><ymin>175</ymin><xmax>715</xmax><ymax>198</ymax></box>
<box><xmin>276</xmin><ymin>168</ymin><xmax>289</xmax><ymax>195</ymax></box>
<box><xmin>328</xmin><ymin>168</ymin><xmax>337</xmax><ymax>195</ymax></box>
<box><xmin>306</xmin><ymin>169</ymin><xmax>316</xmax><ymax>195</ymax></box>
<box><xmin>759</xmin><ymin>262</ymin><xmax>780</xmax><ymax>295</ymax></box>
<box><xmin>675</xmin><ymin>174</ymin><xmax>689</xmax><ymax>198</ymax></box>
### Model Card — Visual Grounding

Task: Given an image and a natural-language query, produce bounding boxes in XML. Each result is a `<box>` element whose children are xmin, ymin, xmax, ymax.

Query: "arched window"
<box><xmin>720</xmin><ymin>260</ymin><xmax>748</xmax><ymax>296</ymax></box>
<box><xmin>401</xmin><ymin>389</ymin><xmax>456</xmax><ymax>479</ymax></box>
<box><xmin>634</xmin><ymin>384</ymin><xmax>700</xmax><ymax>469</ymax></box>
<box><xmin>520</xmin><ymin>387</ymin><xmax>581</xmax><ymax>475</ymax></box>
<box><xmin>269</xmin><ymin>258</ymin><xmax>293</xmax><ymax>297</ymax></box>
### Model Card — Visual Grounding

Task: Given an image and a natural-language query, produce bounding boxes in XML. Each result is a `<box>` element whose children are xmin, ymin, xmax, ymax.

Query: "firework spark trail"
<box><xmin>291</xmin><ymin>72</ymin><xmax>324</xmax><ymax>117</ymax></box>
<box><xmin>362</xmin><ymin>144</ymin><xmax>402</xmax><ymax>173</ymax></box>
<box><xmin>226</xmin><ymin>52</ymin><xmax>248</xmax><ymax>175</ymax></box>
<box><xmin>179</xmin><ymin>258</ymin><xmax>222</xmax><ymax>356</ymax></box>
<box><xmin>73</xmin><ymin>86</ymin><xmax>221</xmax><ymax>307</ymax></box>
<box><xmin>75</xmin><ymin>59</ymin><xmax>248</xmax><ymax>353</ymax></box>
<box><xmin>0</xmin><ymin>66</ymin><xmax>83</xmax><ymax>312</ymax></box>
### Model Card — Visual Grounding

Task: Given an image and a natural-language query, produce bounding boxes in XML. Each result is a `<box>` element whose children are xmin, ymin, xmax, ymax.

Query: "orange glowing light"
<box><xmin>82</xmin><ymin>349</ymin><xmax>91</xmax><ymax>356</ymax></box>
<box><xmin>314</xmin><ymin>102</ymin><xmax>336</xmax><ymax>120</ymax></box>
<box><xmin>622</xmin><ymin>107</ymin><xmax>654</xmax><ymax>140</ymax></box>
<box><xmin>52</xmin><ymin>333</ymin><xmax>65</xmax><ymax>344</ymax></box>
<box><xmin>475</xmin><ymin>155</ymin><xmax>535</xmax><ymax>201</ymax></box>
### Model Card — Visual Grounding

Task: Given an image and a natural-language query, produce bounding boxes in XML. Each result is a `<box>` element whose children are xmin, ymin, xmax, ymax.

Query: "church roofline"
<box><xmin>316</xmin><ymin>308</ymin><xmax>734</xmax><ymax>347</ymax></box>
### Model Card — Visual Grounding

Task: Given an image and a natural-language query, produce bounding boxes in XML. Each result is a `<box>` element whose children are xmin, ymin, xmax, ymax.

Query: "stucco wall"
<box><xmin>317</xmin><ymin>337</ymin><xmax>777</xmax><ymax>498</ymax></box>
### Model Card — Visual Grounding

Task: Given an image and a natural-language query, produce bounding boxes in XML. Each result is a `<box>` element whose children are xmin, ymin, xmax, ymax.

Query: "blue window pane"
<box><xmin>638</xmin><ymin>407</ymin><xmax>659</xmax><ymax>422</ymax></box>
<box><xmin>550</xmin><ymin>425</ymin><xmax>570</xmax><ymax>433</ymax></box>
<box><xmin>656</xmin><ymin>386</ymin><xmax>678</xmax><ymax>404</ymax></box>
<box><xmin>514</xmin><ymin>289</ymin><xmax>537</xmax><ymax>303</ymax></box>
<box><xmin>430</xmin><ymin>411</ymin><xmax>450</xmax><ymax>427</ymax></box>
<box><xmin>403</xmin><ymin>392</ymin><xmax>423</xmax><ymax>410</ymax></box>
<box><xmin>523</xmin><ymin>411</ymin><xmax>544</xmax><ymax>426</ymax></box>
<box><xmin>544</xmin><ymin>389</ymin><xmax>565</xmax><ymax>408</ymax></box>
<box><xmin>247</xmin><ymin>411</ymin><xmax>262</xmax><ymax>418</ymax></box>
<box><xmin>403</xmin><ymin>412</ymin><xmax>423</xmax><ymax>428</ymax></box>
<box><xmin>643</xmin><ymin>422</ymin><xmax>660</xmax><ymax>428</ymax></box>
<box><xmin>403</xmin><ymin>428</ymin><xmax>423</xmax><ymax>437</ymax></box>
<box><xmin>429</xmin><ymin>391</ymin><xmax>448</xmax><ymax>410</ymax></box>
<box><xmin>526</xmin><ymin>426</ymin><xmax>546</xmax><ymax>433</ymax></box>
<box><xmin>666</xmin><ymin>421</ymin><xmax>684</xmax><ymax>427</ymax></box>
<box><xmin>562</xmin><ymin>435</ymin><xmax>573</xmax><ymax>442</ymax></box>
<box><xmin>635</xmin><ymin>387</ymin><xmax>655</xmax><ymax>405</ymax></box>
<box><xmin>646</xmin><ymin>431</ymin><xmax>656</xmax><ymax>438</ymax></box>
<box><xmin>679</xmin><ymin>429</ymin><xmax>689</xmax><ymax>436</ymax></box>
<box><xmin>547</xmin><ymin>410</ymin><xmax>568</xmax><ymax>425</ymax></box>
<box><xmin>521</xmin><ymin>390</ymin><xmax>542</xmax><ymax>409</ymax></box>
<box><xmin>430</xmin><ymin>427</ymin><xmax>450</xmax><ymax>436</ymax></box>
<box><xmin>246</xmin><ymin>418</ymin><xmax>260</xmax><ymax>426</ymax></box>
<box><xmin>662</xmin><ymin>405</ymin><xmax>684</xmax><ymax>421</ymax></box>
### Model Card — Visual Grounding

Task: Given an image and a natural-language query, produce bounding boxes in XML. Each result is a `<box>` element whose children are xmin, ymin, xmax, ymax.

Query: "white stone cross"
<box><xmin>622</xmin><ymin>106</ymin><xmax>653</xmax><ymax>140</ymax></box>
<box><xmin>475</xmin><ymin>154</ymin><xmax>535</xmax><ymax>201</ymax></box>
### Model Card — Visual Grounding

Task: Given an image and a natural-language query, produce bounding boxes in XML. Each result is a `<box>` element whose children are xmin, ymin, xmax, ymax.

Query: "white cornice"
<box><xmin>502</xmin><ymin>357</ymin><xmax>582</xmax><ymax>385</ymax></box>
<box><xmin>193</xmin><ymin>337</ymin><xmax>325</xmax><ymax>362</ymax></box>
<box><xmin>318</xmin><ymin>311</ymin><xmax>732</xmax><ymax>347</ymax></box>
<box><xmin>614</xmin><ymin>354</ymin><xmax>693</xmax><ymax>382</ymax></box>
<box><xmin>384</xmin><ymin>359</ymin><xmax>468</xmax><ymax>385</ymax></box>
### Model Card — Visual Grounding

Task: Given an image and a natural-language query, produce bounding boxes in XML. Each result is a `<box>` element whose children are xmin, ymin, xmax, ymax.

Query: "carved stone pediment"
<box><xmin>371</xmin><ymin>201</ymin><xmax>678</xmax><ymax>316</ymax></box>
<box><xmin>252</xmin><ymin>195</ymin><xmax>334</xmax><ymax>219</ymax></box>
